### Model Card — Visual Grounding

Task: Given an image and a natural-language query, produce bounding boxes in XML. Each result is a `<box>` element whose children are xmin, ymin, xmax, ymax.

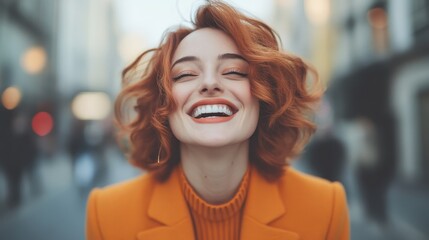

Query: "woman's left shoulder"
<box><xmin>273</xmin><ymin>167</ymin><xmax>349</xmax><ymax>239</ymax></box>
<box><xmin>275</xmin><ymin>167</ymin><xmax>348</xmax><ymax>218</ymax></box>
<box><xmin>277</xmin><ymin>167</ymin><xmax>348</xmax><ymax>218</ymax></box>
<box><xmin>280</xmin><ymin>167</ymin><xmax>346</xmax><ymax>196</ymax></box>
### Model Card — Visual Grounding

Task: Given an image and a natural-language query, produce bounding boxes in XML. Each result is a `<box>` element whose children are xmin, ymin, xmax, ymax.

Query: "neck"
<box><xmin>180</xmin><ymin>142</ymin><xmax>249</xmax><ymax>204</ymax></box>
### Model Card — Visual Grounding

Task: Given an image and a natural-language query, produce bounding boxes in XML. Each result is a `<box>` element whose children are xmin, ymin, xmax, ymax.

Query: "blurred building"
<box><xmin>272</xmin><ymin>0</ymin><xmax>429</xmax><ymax>237</ymax></box>
<box><xmin>271</xmin><ymin>0</ymin><xmax>429</xmax><ymax>185</ymax></box>
<box><xmin>0</xmin><ymin>0</ymin><xmax>119</xmax><ymax>149</ymax></box>
<box><xmin>327</xmin><ymin>0</ymin><xmax>429</xmax><ymax>185</ymax></box>
<box><xmin>0</xmin><ymin>0</ymin><xmax>57</xmax><ymax>108</ymax></box>
<box><xmin>56</xmin><ymin>0</ymin><xmax>120</xmax><ymax>95</ymax></box>
<box><xmin>55</xmin><ymin>0</ymin><xmax>119</xmax><ymax>148</ymax></box>
<box><xmin>0</xmin><ymin>0</ymin><xmax>120</xmax><ymax>210</ymax></box>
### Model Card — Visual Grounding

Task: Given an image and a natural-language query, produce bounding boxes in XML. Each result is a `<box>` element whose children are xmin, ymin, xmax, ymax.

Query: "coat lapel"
<box><xmin>137</xmin><ymin>168</ymin><xmax>195</xmax><ymax>240</ymax></box>
<box><xmin>136</xmin><ymin>166</ymin><xmax>299</xmax><ymax>240</ymax></box>
<box><xmin>240</xmin><ymin>167</ymin><xmax>300</xmax><ymax>240</ymax></box>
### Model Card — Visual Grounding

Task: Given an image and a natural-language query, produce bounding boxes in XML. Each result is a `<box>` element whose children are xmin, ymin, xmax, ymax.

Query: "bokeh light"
<box><xmin>1</xmin><ymin>86</ymin><xmax>22</xmax><ymax>110</ymax></box>
<box><xmin>21</xmin><ymin>46</ymin><xmax>47</xmax><ymax>74</ymax></box>
<box><xmin>32</xmin><ymin>111</ymin><xmax>54</xmax><ymax>136</ymax></box>
<box><xmin>304</xmin><ymin>0</ymin><xmax>330</xmax><ymax>26</ymax></box>
<box><xmin>71</xmin><ymin>92</ymin><xmax>111</xmax><ymax>120</ymax></box>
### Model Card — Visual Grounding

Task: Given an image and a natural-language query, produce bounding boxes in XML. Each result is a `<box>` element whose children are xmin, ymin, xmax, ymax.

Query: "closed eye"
<box><xmin>173</xmin><ymin>73</ymin><xmax>198</xmax><ymax>81</ymax></box>
<box><xmin>222</xmin><ymin>70</ymin><xmax>248</xmax><ymax>77</ymax></box>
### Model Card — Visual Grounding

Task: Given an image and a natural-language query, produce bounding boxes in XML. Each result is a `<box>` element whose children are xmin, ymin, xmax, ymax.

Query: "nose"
<box><xmin>199</xmin><ymin>73</ymin><xmax>223</xmax><ymax>96</ymax></box>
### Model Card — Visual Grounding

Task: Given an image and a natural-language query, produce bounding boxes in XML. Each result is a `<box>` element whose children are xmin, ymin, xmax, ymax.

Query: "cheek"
<box><xmin>168</xmin><ymin>88</ymin><xmax>184</xmax><ymax>132</ymax></box>
<box><xmin>237</xmin><ymin>82</ymin><xmax>260</xmax><ymax>125</ymax></box>
<box><xmin>171</xmin><ymin>85</ymin><xmax>187</xmax><ymax>107</ymax></box>
<box><xmin>168</xmin><ymin>83</ymin><xmax>193</xmax><ymax>134</ymax></box>
<box><xmin>170</xmin><ymin>81</ymin><xmax>197</xmax><ymax>106</ymax></box>
<box><xmin>232</xmin><ymin>81</ymin><xmax>256</xmax><ymax>107</ymax></box>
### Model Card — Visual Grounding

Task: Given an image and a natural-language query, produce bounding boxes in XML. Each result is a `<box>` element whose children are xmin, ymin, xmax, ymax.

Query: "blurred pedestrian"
<box><xmin>0</xmin><ymin>106</ymin><xmax>20</xmax><ymax>207</ymax></box>
<box><xmin>0</xmin><ymin>109</ymin><xmax>39</xmax><ymax>207</ymax></box>
<box><xmin>304</xmin><ymin>98</ymin><xmax>346</xmax><ymax>182</ymax></box>
<box><xmin>12</xmin><ymin>112</ymin><xmax>40</xmax><ymax>198</ymax></box>
<box><xmin>353</xmin><ymin>115</ymin><xmax>396</xmax><ymax>228</ymax></box>
<box><xmin>68</xmin><ymin>119</ymin><xmax>109</xmax><ymax>191</ymax></box>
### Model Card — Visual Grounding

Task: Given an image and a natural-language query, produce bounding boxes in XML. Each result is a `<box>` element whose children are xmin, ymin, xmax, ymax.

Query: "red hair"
<box><xmin>115</xmin><ymin>1</ymin><xmax>323</xmax><ymax>181</ymax></box>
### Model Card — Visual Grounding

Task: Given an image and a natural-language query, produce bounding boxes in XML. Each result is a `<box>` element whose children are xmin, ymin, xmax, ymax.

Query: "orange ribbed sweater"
<box><xmin>180</xmin><ymin>169</ymin><xmax>250</xmax><ymax>240</ymax></box>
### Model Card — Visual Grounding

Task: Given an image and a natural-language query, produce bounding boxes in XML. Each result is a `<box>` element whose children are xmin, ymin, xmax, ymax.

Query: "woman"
<box><xmin>86</xmin><ymin>1</ymin><xmax>350</xmax><ymax>239</ymax></box>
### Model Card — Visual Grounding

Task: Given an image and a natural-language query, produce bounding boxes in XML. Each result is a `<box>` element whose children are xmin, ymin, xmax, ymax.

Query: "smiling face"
<box><xmin>168</xmin><ymin>28</ymin><xmax>259</xmax><ymax>148</ymax></box>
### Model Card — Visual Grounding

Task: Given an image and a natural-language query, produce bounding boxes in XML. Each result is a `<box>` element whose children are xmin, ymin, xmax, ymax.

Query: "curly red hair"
<box><xmin>115</xmin><ymin>1</ymin><xmax>323</xmax><ymax>181</ymax></box>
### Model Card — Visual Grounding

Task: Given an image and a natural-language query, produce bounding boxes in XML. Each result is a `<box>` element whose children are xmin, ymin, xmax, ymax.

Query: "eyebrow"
<box><xmin>171</xmin><ymin>56</ymin><xmax>199</xmax><ymax>69</ymax></box>
<box><xmin>171</xmin><ymin>53</ymin><xmax>247</xmax><ymax>69</ymax></box>
<box><xmin>218</xmin><ymin>53</ymin><xmax>247</xmax><ymax>62</ymax></box>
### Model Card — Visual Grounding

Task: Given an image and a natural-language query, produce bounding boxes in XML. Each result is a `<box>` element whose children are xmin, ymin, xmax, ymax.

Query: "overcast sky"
<box><xmin>113</xmin><ymin>0</ymin><xmax>275</xmax><ymax>48</ymax></box>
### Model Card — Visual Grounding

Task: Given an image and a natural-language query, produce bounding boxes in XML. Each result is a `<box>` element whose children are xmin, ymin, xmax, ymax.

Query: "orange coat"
<box><xmin>86</xmin><ymin>166</ymin><xmax>349</xmax><ymax>240</ymax></box>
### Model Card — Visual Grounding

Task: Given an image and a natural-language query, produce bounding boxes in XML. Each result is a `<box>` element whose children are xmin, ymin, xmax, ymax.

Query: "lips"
<box><xmin>188</xmin><ymin>98</ymin><xmax>238</xmax><ymax>123</ymax></box>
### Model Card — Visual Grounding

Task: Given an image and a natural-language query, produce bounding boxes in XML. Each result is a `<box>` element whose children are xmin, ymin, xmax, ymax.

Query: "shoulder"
<box><xmin>275</xmin><ymin>167</ymin><xmax>349</xmax><ymax>238</ymax></box>
<box><xmin>279</xmin><ymin>167</ymin><xmax>347</xmax><ymax>210</ymax></box>
<box><xmin>281</xmin><ymin>167</ymin><xmax>344</xmax><ymax>193</ymax></box>
<box><xmin>86</xmin><ymin>173</ymin><xmax>158</xmax><ymax>239</ymax></box>
<box><xmin>90</xmin><ymin>173</ymin><xmax>155</xmax><ymax>205</ymax></box>
<box><xmin>87</xmin><ymin>173</ymin><xmax>157</xmax><ymax>218</ymax></box>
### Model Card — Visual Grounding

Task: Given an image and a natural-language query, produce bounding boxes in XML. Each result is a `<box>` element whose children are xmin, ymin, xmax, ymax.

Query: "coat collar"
<box><xmin>137</xmin><ymin>168</ymin><xmax>195</xmax><ymax>240</ymax></box>
<box><xmin>240</xmin><ymin>166</ymin><xmax>299</xmax><ymax>240</ymax></box>
<box><xmin>137</xmin><ymin>165</ymin><xmax>299</xmax><ymax>240</ymax></box>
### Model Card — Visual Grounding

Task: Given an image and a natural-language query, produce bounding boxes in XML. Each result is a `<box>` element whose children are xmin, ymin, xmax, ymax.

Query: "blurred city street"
<box><xmin>1</xmin><ymin>0</ymin><xmax>429</xmax><ymax>239</ymax></box>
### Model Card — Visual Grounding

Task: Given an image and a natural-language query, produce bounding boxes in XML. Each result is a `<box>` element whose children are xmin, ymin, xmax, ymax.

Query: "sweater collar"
<box><xmin>180</xmin><ymin>166</ymin><xmax>250</xmax><ymax>221</ymax></box>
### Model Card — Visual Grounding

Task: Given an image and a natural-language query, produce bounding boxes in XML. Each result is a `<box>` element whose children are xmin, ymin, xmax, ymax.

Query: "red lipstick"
<box><xmin>188</xmin><ymin>98</ymin><xmax>238</xmax><ymax>124</ymax></box>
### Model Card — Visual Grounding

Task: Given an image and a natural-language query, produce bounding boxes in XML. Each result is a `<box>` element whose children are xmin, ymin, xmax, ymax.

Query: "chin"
<box><xmin>193</xmin><ymin>136</ymin><xmax>235</xmax><ymax>148</ymax></box>
<box><xmin>189</xmin><ymin>134</ymin><xmax>250</xmax><ymax>148</ymax></box>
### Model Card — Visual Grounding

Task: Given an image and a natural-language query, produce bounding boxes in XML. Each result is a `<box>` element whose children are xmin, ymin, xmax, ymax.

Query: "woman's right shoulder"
<box><xmin>86</xmin><ymin>173</ymin><xmax>156</xmax><ymax>222</ymax></box>
<box><xmin>86</xmin><ymin>173</ymin><xmax>158</xmax><ymax>239</ymax></box>
<box><xmin>89</xmin><ymin>173</ymin><xmax>155</xmax><ymax>205</ymax></box>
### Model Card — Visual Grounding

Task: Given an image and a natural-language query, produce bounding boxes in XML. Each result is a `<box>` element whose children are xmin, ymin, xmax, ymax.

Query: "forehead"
<box><xmin>172</xmin><ymin>28</ymin><xmax>240</xmax><ymax>62</ymax></box>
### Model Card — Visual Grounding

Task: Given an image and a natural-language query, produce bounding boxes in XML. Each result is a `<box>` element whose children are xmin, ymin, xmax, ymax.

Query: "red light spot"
<box><xmin>32</xmin><ymin>112</ymin><xmax>53</xmax><ymax>136</ymax></box>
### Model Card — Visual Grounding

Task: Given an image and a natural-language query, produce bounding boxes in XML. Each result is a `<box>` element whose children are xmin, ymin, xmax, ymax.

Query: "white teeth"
<box><xmin>191</xmin><ymin>104</ymin><xmax>233</xmax><ymax>118</ymax></box>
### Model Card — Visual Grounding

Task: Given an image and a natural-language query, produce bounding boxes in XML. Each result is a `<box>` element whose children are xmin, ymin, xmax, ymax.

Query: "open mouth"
<box><xmin>191</xmin><ymin>104</ymin><xmax>235</xmax><ymax>119</ymax></box>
